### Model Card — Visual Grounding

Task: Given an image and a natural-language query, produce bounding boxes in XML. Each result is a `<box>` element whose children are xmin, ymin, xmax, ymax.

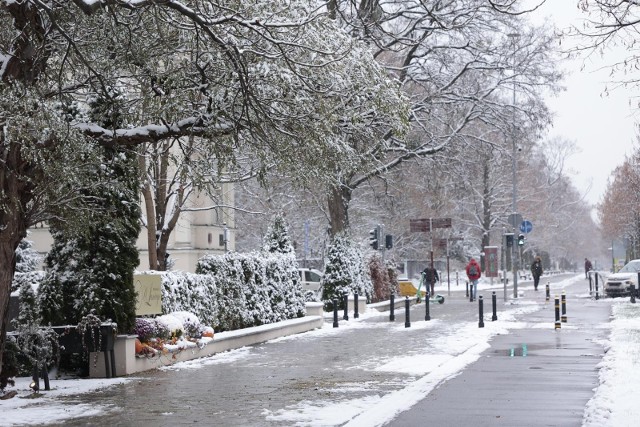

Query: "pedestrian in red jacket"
<box><xmin>466</xmin><ymin>258</ymin><xmax>482</xmax><ymax>301</ymax></box>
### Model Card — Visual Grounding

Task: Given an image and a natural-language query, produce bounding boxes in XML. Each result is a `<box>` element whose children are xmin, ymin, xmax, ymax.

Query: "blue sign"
<box><xmin>520</xmin><ymin>220</ymin><xmax>533</xmax><ymax>234</ymax></box>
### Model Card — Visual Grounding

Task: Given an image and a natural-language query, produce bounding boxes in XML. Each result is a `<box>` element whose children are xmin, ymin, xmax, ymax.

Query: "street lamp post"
<box><xmin>508</xmin><ymin>32</ymin><xmax>520</xmax><ymax>298</ymax></box>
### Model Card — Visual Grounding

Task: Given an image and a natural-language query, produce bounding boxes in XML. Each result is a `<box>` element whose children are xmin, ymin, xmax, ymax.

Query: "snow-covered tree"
<box><xmin>263</xmin><ymin>214</ymin><xmax>305</xmax><ymax>318</ymax></box>
<box><xmin>14</xmin><ymin>238</ymin><xmax>41</xmax><ymax>275</ymax></box>
<box><xmin>0</xmin><ymin>1</ymin><xmax>406</xmax><ymax>375</ymax></box>
<box><xmin>321</xmin><ymin>232</ymin><xmax>372</xmax><ymax>309</ymax></box>
<box><xmin>39</xmin><ymin>146</ymin><xmax>140</xmax><ymax>333</ymax></box>
<box><xmin>12</xmin><ymin>281</ymin><xmax>58</xmax><ymax>383</ymax></box>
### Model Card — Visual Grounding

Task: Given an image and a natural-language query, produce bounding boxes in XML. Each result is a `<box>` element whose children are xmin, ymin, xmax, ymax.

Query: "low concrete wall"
<box><xmin>368</xmin><ymin>295</ymin><xmax>417</xmax><ymax>312</ymax></box>
<box><xmin>90</xmin><ymin>303</ymin><xmax>324</xmax><ymax>378</ymax></box>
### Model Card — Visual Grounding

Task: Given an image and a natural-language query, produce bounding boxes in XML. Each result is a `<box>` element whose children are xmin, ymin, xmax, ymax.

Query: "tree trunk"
<box><xmin>327</xmin><ymin>184</ymin><xmax>353</xmax><ymax>238</ymax></box>
<box><xmin>0</xmin><ymin>203</ymin><xmax>28</xmax><ymax>378</ymax></box>
<box><xmin>481</xmin><ymin>162</ymin><xmax>492</xmax><ymax>270</ymax></box>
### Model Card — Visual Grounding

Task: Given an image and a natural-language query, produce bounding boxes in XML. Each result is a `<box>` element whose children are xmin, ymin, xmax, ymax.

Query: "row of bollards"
<box><xmin>332</xmin><ymin>293</ymin><xmax>361</xmax><ymax>327</ymax></box>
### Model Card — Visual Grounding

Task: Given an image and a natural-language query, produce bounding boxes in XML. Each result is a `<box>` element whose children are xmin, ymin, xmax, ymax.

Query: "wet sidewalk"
<box><xmin>386</xmin><ymin>280</ymin><xmax>611</xmax><ymax>426</ymax></box>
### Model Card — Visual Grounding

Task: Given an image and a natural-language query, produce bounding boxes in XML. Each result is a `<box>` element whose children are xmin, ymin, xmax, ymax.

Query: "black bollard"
<box><xmin>561</xmin><ymin>291</ymin><xmax>567</xmax><ymax>323</ymax></box>
<box><xmin>404</xmin><ymin>296</ymin><xmax>411</xmax><ymax>328</ymax></box>
<box><xmin>354</xmin><ymin>293</ymin><xmax>359</xmax><ymax>318</ymax></box>
<box><xmin>466</xmin><ymin>281</ymin><xmax>469</xmax><ymax>297</ymax></box>
<box><xmin>390</xmin><ymin>293</ymin><xmax>396</xmax><ymax>321</ymax></box>
<box><xmin>469</xmin><ymin>283</ymin><xmax>473</xmax><ymax>302</ymax></box>
<box><xmin>491</xmin><ymin>291</ymin><xmax>497</xmax><ymax>321</ymax></box>
<box><xmin>333</xmin><ymin>299</ymin><xmax>339</xmax><ymax>328</ymax></box>
<box><xmin>545</xmin><ymin>283</ymin><xmax>550</xmax><ymax>302</ymax></box>
<box><xmin>478</xmin><ymin>295</ymin><xmax>484</xmax><ymax>328</ymax></box>
<box><xmin>554</xmin><ymin>296</ymin><xmax>561</xmax><ymax>329</ymax></box>
<box><xmin>588</xmin><ymin>273</ymin><xmax>593</xmax><ymax>295</ymax></box>
<box><xmin>595</xmin><ymin>273</ymin><xmax>599</xmax><ymax>300</ymax></box>
<box><xmin>343</xmin><ymin>293</ymin><xmax>349</xmax><ymax>321</ymax></box>
<box><xmin>631</xmin><ymin>285</ymin><xmax>637</xmax><ymax>304</ymax></box>
<box><xmin>425</xmin><ymin>290</ymin><xmax>431</xmax><ymax>321</ymax></box>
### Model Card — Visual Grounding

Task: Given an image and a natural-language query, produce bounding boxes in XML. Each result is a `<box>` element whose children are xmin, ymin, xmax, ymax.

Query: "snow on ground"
<box><xmin>583</xmin><ymin>302</ymin><xmax>640</xmax><ymax>427</ymax></box>
<box><xmin>0</xmin><ymin>273</ymin><xmax>632</xmax><ymax>427</ymax></box>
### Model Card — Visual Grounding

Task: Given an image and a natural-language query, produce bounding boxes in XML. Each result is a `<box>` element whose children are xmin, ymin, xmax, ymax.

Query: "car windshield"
<box><xmin>619</xmin><ymin>261</ymin><xmax>640</xmax><ymax>273</ymax></box>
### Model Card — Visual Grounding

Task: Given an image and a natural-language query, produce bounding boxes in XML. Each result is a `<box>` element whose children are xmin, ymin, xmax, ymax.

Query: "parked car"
<box><xmin>605</xmin><ymin>259</ymin><xmax>640</xmax><ymax>297</ymax></box>
<box><xmin>297</xmin><ymin>268</ymin><xmax>323</xmax><ymax>294</ymax></box>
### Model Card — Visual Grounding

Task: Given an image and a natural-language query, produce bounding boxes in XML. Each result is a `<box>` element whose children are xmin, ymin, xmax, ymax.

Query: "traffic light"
<box><xmin>369</xmin><ymin>227</ymin><xmax>379</xmax><ymax>250</ymax></box>
<box><xmin>385</xmin><ymin>234</ymin><xmax>393</xmax><ymax>249</ymax></box>
<box><xmin>505</xmin><ymin>233</ymin><xmax>514</xmax><ymax>247</ymax></box>
<box><xmin>517</xmin><ymin>234</ymin><xmax>525</xmax><ymax>246</ymax></box>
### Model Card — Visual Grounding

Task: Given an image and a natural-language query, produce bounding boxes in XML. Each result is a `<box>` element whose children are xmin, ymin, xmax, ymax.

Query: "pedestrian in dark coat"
<box><xmin>584</xmin><ymin>258</ymin><xmax>593</xmax><ymax>279</ymax></box>
<box><xmin>531</xmin><ymin>256</ymin><xmax>543</xmax><ymax>291</ymax></box>
<box><xmin>422</xmin><ymin>266</ymin><xmax>439</xmax><ymax>296</ymax></box>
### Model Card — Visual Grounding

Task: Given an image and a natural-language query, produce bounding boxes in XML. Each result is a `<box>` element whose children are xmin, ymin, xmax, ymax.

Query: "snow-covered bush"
<box><xmin>152</xmin><ymin>271</ymin><xmax>219</xmax><ymax>328</ymax></box>
<box><xmin>155</xmin><ymin>314</ymin><xmax>183</xmax><ymax>338</ymax></box>
<box><xmin>321</xmin><ymin>232</ymin><xmax>373</xmax><ymax>310</ymax></box>
<box><xmin>171</xmin><ymin>311</ymin><xmax>202</xmax><ymax>338</ymax></box>
<box><xmin>197</xmin><ymin>251</ymin><xmax>306</xmax><ymax>332</ymax></box>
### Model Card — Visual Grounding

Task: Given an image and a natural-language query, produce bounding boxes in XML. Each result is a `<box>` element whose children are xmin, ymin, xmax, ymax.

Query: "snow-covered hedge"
<box><xmin>135</xmin><ymin>251</ymin><xmax>305</xmax><ymax>333</ymax></box>
<box><xmin>196</xmin><ymin>251</ymin><xmax>305</xmax><ymax>332</ymax></box>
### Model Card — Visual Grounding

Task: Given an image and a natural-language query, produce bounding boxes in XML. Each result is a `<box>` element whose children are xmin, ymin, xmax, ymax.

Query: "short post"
<box><xmin>333</xmin><ymin>299</ymin><xmax>339</xmax><ymax>328</ymax></box>
<box><xmin>554</xmin><ymin>295</ymin><xmax>561</xmax><ymax>329</ymax></box>
<box><xmin>343</xmin><ymin>293</ymin><xmax>349</xmax><ymax>321</ymax></box>
<box><xmin>404</xmin><ymin>296</ymin><xmax>411</xmax><ymax>328</ymax></box>
<box><xmin>425</xmin><ymin>290</ymin><xmax>431</xmax><ymax>321</ymax></box>
<box><xmin>465</xmin><ymin>281</ymin><xmax>469</xmax><ymax>297</ymax></box>
<box><xmin>30</xmin><ymin>366</ymin><xmax>40</xmax><ymax>393</ymax></box>
<box><xmin>545</xmin><ymin>283</ymin><xmax>550</xmax><ymax>302</ymax></box>
<box><xmin>561</xmin><ymin>291</ymin><xmax>567</xmax><ymax>323</ymax></box>
<box><xmin>595</xmin><ymin>273</ymin><xmax>599</xmax><ymax>300</ymax></box>
<box><xmin>390</xmin><ymin>293</ymin><xmax>395</xmax><ymax>321</ymax></box>
<box><xmin>469</xmin><ymin>283</ymin><xmax>473</xmax><ymax>302</ymax></box>
<box><xmin>491</xmin><ymin>291</ymin><xmax>497</xmax><ymax>321</ymax></box>
<box><xmin>631</xmin><ymin>285</ymin><xmax>636</xmax><ymax>304</ymax></box>
<box><xmin>456</xmin><ymin>271</ymin><xmax>459</xmax><ymax>287</ymax></box>
<box><xmin>478</xmin><ymin>295</ymin><xmax>484</xmax><ymax>328</ymax></box>
<box><xmin>588</xmin><ymin>273</ymin><xmax>593</xmax><ymax>295</ymax></box>
<box><xmin>354</xmin><ymin>293</ymin><xmax>359</xmax><ymax>318</ymax></box>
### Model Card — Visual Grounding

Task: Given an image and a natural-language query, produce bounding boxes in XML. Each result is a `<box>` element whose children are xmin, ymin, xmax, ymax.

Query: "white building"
<box><xmin>28</xmin><ymin>182</ymin><xmax>234</xmax><ymax>273</ymax></box>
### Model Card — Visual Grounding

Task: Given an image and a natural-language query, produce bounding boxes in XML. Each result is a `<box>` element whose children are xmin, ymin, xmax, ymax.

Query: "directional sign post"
<box><xmin>520</xmin><ymin>220</ymin><xmax>533</xmax><ymax>234</ymax></box>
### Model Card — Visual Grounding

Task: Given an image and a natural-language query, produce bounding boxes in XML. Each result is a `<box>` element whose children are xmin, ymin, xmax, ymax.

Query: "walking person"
<box><xmin>422</xmin><ymin>265</ymin><xmax>439</xmax><ymax>297</ymax></box>
<box><xmin>531</xmin><ymin>256</ymin><xmax>543</xmax><ymax>291</ymax></box>
<box><xmin>465</xmin><ymin>258</ymin><xmax>482</xmax><ymax>301</ymax></box>
<box><xmin>584</xmin><ymin>258</ymin><xmax>593</xmax><ymax>279</ymax></box>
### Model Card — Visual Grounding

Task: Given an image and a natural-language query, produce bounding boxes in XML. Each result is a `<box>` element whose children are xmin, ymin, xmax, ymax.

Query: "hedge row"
<box><xmin>137</xmin><ymin>251</ymin><xmax>305</xmax><ymax>333</ymax></box>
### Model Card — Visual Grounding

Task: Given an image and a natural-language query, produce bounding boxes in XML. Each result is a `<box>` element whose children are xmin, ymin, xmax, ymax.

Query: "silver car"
<box><xmin>605</xmin><ymin>259</ymin><xmax>640</xmax><ymax>297</ymax></box>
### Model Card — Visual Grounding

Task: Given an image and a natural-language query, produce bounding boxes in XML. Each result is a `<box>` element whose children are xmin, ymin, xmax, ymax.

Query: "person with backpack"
<box><xmin>465</xmin><ymin>258</ymin><xmax>482</xmax><ymax>301</ymax></box>
<box><xmin>530</xmin><ymin>256</ymin><xmax>543</xmax><ymax>291</ymax></box>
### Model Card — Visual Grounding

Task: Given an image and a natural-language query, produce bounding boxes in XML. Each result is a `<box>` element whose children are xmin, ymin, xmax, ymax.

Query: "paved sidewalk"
<box><xmin>388</xmin><ymin>280</ymin><xmax>612</xmax><ymax>426</ymax></box>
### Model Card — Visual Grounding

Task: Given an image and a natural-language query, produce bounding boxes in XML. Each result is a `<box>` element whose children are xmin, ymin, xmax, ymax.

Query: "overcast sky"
<box><xmin>531</xmin><ymin>2</ymin><xmax>638</xmax><ymax>213</ymax></box>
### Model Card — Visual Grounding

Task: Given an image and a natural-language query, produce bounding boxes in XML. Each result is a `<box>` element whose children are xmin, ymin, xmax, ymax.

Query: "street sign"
<box><xmin>410</xmin><ymin>217</ymin><xmax>452</xmax><ymax>232</ymax></box>
<box><xmin>508</xmin><ymin>213</ymin><xmax>523</xmax><ymax>229</ymax></box>
<box><xmin>431</xmin><ymin>217</ymin><xmax>452</xmax><ymax>229</ymax></box>
<box><xmin>410</xmin><ymin>218</ymin><xmax>430</xmax><ymax>232</ymax></box>
<box><xmin>520</xmin><ymin>220</ymin><xmax>533</xmax><ymax>234</ymax></box>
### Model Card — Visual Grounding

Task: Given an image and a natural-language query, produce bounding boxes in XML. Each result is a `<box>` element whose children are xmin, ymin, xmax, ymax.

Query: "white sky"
<box><xmin>531</xmin><ymin>2</ymin><xmax>639</xmax><ymax>209</ymax></box>
<box><xmin>3</xmin><ymin>274</ymin><xmax>639</xmax><ymax>426</ymax></box>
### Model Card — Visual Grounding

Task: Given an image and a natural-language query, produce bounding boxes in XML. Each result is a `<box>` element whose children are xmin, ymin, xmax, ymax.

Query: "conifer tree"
<box><xmin>321</xmin><ymin>232</ymin><xmax>372</xmax><ymax>310</ymax></box>
<box><xmin>263</xmin><ymin>214</ymin><xmax>305</xmax><ymax>318</ymax></box>
<box><xmin>39</xmin><ymin>91</ymin><xmax>140</xmax><ymax>332</ymax></box>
